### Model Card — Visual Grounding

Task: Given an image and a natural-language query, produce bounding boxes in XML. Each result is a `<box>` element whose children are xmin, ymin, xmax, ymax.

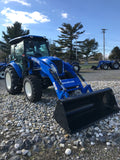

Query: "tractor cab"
<box><xmin>9</xmin><ymin>35</ymin><xmax>50</xmax><ymax>70</ymax></box>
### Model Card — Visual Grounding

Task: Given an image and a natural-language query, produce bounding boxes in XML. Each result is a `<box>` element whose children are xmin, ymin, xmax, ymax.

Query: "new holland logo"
<box><xmin>62</xmin><ymin>80</ymin><xmax>75</xmax><ymax>84</ymax></box>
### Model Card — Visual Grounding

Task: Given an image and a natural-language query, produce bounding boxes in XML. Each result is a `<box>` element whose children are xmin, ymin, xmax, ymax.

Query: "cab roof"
<box><xmin>9</xmin><ymin>35</ymin><xmax>47</xmax><ymax>45</ymax></box>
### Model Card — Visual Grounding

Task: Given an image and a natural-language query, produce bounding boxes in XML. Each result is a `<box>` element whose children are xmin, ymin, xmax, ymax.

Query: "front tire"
<box><xmin>5</xmin><ymin>66</ymin><xmax>22</xmax><ymax>94</ymax></box>
<box><xmin>23</xmin><ymin>75</ymin><xmax>42</xmax><ymax>102</ymax></box>
<box><xmin>102</xmin><ymin>64</ymin><xmax>108</xmax><ymax>70</ymax></box>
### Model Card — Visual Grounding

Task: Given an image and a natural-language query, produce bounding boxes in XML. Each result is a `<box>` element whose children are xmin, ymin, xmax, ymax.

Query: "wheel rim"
<box><xmin>114</xmin><ymin>64</ymin><xmax>119</xmax><ymax>69</ymax></box>
<box><xmin>6</xmin><ymin>72</ymin><xmax>12</xmax><ymax>89</ymax></box>
<box><xmin>25</xmin><ymin>81</ymin><xmax>32</xmax><ymax>98</ymax></box>
<box><xmin>104</xmin><ymin>65</ymin><xmax>107</xmax><ymax>69</ymax></box>
<box><xmin>74</xmin><ymin>66</ymin><xmax>79</xmax><ymax>71</ymax></box>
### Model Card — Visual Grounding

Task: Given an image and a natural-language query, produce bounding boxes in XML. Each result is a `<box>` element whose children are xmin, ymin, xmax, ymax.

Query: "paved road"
<box><xmin>81</xmin><ymin>69</ymin><xmax>120</xmax><ymax>81</ymax></box>
<box><xmin>1</xmin><ymin>69</ymin><xmax>120</xmax><ymax>90</ymax></box>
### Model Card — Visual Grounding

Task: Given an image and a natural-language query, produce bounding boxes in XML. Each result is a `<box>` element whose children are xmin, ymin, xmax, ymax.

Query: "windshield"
<box><xmin>25</xmin><ymin>39</ymin><xmax>49</xmax><ymax>57</ymax></box>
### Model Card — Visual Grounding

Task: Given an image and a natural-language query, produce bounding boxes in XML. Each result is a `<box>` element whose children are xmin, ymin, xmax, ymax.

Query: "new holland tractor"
<box><xmin>92</xmin><ymin>60</ymin><xmax>120</xmax><ymax>70</ymax></box>
<box><xmin>5</xmin><ymin>35</ymin><xmax>119</xmax><ymax>133</ymax></box>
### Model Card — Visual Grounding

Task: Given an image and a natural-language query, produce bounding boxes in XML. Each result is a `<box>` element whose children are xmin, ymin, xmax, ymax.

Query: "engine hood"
<box><xmin>40</xmin><ymin>56</ymin><xmax>62</xmax><ymax>63</ymax></box>
<box><xmin>30</xmin><ymin>56</ymin><xmax>61</xmax><ymax>64</ymax></box>
<box><xmin>39</xmin><ymin>56</ymin><xmax>64</xmax><ymax>74</ymax></box>
<box><xmin>30</xmin><ymin>56</ymin><xmax>64</xmax><ymax>74</ymax></box>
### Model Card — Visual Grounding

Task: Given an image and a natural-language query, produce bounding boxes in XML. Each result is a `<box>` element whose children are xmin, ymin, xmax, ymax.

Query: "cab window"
<box><xmin>14</xmin><ymin>41</ymin><xmax>24</xmax><ymax>56</ymax></box>
<box><xmin>25</xmin><ymin>39</ymin><xmax>49</xmax><ymax>57</ymax></box>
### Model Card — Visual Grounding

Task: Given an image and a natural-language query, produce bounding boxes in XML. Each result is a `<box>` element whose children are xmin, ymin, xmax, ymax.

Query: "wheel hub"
<box><xmin>25</xmin><ymin>82</ymin><xmax>32</xmax><ymax>98</ymax></box>
<box><xmin>114</xmin><ymin>64</ymin><xmax>119</xmax><ymax>69</ymax></box>
<box><xmin>6</xmin><ymin>72</ymin><xmax>12</xmax><ymax>89</ymax></box>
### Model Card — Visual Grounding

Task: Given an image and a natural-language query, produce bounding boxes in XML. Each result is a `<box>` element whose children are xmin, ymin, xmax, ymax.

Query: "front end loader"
<box><xmin>5</xmin><ymin>35</ymin><xmax>120</xmax><ymax>133</ymax></box>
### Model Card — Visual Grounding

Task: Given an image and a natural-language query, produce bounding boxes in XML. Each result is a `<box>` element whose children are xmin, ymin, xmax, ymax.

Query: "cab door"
<box><xmin>13</xmin><ymin>41</ymin><xmax>24</xmax><ymax>71</ymax></box>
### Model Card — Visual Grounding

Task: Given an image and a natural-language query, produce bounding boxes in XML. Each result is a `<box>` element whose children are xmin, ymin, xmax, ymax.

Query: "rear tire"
<box><xmin>5</xmin><ymin>66</ymin><xmax>22</xmax><ymax>94</ymax></box>
<box><xmin>23</xmin><ymin>75</ymin><xmax>42</xmax><ymax>102</ymax></box>
<box><xmin>112</xmin><ymin>62</ymin><xmax>119</xmax><ymax>69</ymax></box>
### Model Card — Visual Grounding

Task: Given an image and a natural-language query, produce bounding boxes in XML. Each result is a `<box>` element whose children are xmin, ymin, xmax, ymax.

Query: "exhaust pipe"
<box><xmin>54</xmin><ymin>88</ymin><xmax>119</xmax><ymax>133</ymax></box>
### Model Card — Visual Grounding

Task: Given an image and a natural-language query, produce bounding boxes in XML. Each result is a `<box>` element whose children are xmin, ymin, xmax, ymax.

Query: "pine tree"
<box><xmin>56</xmin><ymin>22</ymin><xmax>85</xmax><ymax>59</ymax></box>
<box><xmin>2</xmin><ymin>21</ymin><xmax>30</xmax><ymax>44</ymax></box>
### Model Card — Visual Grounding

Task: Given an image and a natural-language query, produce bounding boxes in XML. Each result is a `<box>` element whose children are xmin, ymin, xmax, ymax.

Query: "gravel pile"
<box><xmin>0</xmin><ymin>81</ymin><xmax>120</xmax><ymax>160</ymax></box>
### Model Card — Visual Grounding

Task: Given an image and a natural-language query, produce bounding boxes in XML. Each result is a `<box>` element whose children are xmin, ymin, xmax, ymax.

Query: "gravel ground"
<box><xmin>1</xmin><ymin>70</ymin><xmax>120</xmax><ymax>160</ymax></box>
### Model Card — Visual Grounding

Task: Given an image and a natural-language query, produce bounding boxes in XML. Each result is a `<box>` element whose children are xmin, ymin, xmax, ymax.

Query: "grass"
<box><xmin>80</xmin><ymin>61</ymin><xmax>98</xmax><ymax>70</ymax></box>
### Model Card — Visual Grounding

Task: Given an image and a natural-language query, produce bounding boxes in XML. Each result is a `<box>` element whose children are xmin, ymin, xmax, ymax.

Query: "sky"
<box><xmin>0</xmin><ymin>0</ymin><xmax>120</xmax><ymax>56</ymax></box>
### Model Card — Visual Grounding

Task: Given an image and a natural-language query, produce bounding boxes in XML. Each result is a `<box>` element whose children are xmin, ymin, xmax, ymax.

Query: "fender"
<box><xmin>8</xmin><ymin>61</ymin><xmax>22</xmax><ymax>78</ymax></box>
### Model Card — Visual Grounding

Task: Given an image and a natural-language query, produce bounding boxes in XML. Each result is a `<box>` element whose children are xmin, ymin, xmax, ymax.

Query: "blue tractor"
<box><xmin>5</xmin><ymin>35</ymin><xmax>119</xmax><ymax>133</ymax></box>
<box><xmin>92</xmin><ymin>60</ymin><xmax>120</xmax><ymax>70</ymax></box>
<box><xmin>0</xmin><ymin>62</ymin><xmax>7</xmax><ymax>78</ymax></box>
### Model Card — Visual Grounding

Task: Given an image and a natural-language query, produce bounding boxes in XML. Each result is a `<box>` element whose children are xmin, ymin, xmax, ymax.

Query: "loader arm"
<box><xmin>29</xmin><ymin>56</ymin><xmax>93</xmax><ymax>99</ymax></box>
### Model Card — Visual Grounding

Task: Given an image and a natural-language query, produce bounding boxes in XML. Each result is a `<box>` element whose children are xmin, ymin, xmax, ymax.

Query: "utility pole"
<box><xmin>102</xmin><ymin>29</ymin><xmax>107</xmax><ymax>60</ymax></box>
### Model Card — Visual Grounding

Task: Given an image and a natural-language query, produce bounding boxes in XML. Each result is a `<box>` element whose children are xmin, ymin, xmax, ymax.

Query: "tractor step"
<box><xmin>54</xmin><ymin>88</ymin><xmax>120</xmax><ymax>133</ymax></box>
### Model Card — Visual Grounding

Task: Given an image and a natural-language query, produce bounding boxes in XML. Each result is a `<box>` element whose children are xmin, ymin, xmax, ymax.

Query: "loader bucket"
<box><xmin>54</xmin><ymin>88</ymin><xmax>119</xmax><ymax>133</ymax></box>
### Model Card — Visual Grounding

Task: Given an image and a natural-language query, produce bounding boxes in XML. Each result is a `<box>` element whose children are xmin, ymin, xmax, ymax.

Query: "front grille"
<box><xmin>52</xmin><ymin>60</ymin><xmax>63</xmax><ymax>74</ymax></box>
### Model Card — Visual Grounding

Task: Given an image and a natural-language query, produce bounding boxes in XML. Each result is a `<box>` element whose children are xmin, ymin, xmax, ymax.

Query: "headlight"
<box><xmin>50</xmin><ymin>64</ymin><xmax>57</xmax><ymax>73</ymax></box>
